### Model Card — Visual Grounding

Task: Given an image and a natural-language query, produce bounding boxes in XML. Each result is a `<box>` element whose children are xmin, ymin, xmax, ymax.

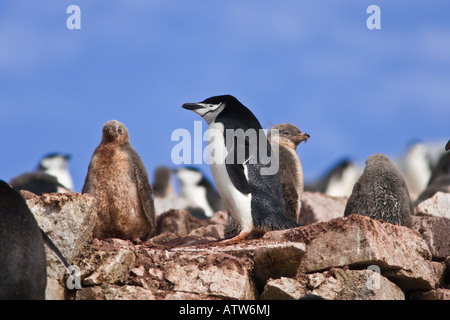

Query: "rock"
<box><xmin>163</xmin><ymin>251</ymin><xmax>257</xmax><ymax>300</ymax></box>
<box><xmin>261</xmin><ymin>268</ymin><xmax>405</xmax><ymax>300</ymax></box>
<box><xmin>260</xmin><ymin>277</ymin><xmax>306</xmax><ymax>300</ymax></box>
<box><xmin>264</xmin><ymin>214</ymin><xmax>443</xmax><ymax>291</ymax></box>
<box><xmin>410</xmin><ymin>288</ymin><xmax>450</xmax><ymax>300</ymax></box>
<box><xmin>25</xmin><ymin>189</ymin><xmax>449</xmax><ymax>300</ymax></box>
<box><xmin>83</xmin><ymin>249</ymin><xmax>136</xmax><ymax>286</ymax></box>
<box><xmin>76</xmin><ymin>285</ymin><xmax>220</xmax><ymax>300</ymax></box>
<box><xmin>77</xmin><ymin>285</ymin><xmax>158</xmax><ymax>300</ymax></box>
<box><xmin>299</xmin><ymin>191</ymin><xmax>347</xmax><ymax>225</ymax></box>
<box><xmin>382</xmin><ymin>261</ymin><xmax>445</xmax><ymax>292</ymax></box>
<box><xmin>45</xmin><ymin>278</ymin><xmax>68</xmax><ymax>300</ymax></box>
<box><xmin>414</xmin><ymin>192</ymin><xmax>450</xmax><ymax>219</ymax></box>
<box><xmin>155</xmin><ymin>209</ymin><xmax>204</xmax><ymax>236</ymax></box>
<box><xmin>170</xmin><ymin>240</ymin><xmax>306</xmax><ymax>290</ymax></box>
<box><xmin>208</xmin><ymin>210</ymin><xmax>228</xmax><ymax>225</ymax></box>
<box><xmin>188</xmin><ymin>224</ymin><xmax>224</xmax><ymax>240</ymax></box>
<box><xmin>251</xmin><ymin>242</ymin><xmax>306</xmax><ymax>289</ymax></box>
<box><xmin>25</xmin><ymin>192</ymin><xmax>97</xmax><ymax>299</ymax></box>
<box><xmin>101</xmin><ymin>249</ymin><xmax>136</xmax><ymax>284</ymax></box>
<box><xmin>130</xmin><ymin>266</ymin><xmax>146</xmax><ymax>278</ymax></box>
<box><xmin>79</xmin><ymin>239</ymin><xmax>258</xmax><ymax>300</ymax></box>
<box><xmin>406</xmin><ymin>216</ymin><xmax>450</xmax><ymax>260</ymax></box>
<box><xmin>146</xmin><ymin>231</ymin><xmax>179</xmax><ymax>245</ymax></box>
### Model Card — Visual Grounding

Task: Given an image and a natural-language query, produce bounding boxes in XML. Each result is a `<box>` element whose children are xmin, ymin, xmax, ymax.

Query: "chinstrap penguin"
<box><xmin>82</xmin><ymin>120</ymin><xmax>156</xmax><ymax>242</ymax></box>
<box><xmin>37</xmin><ymin>153</ymin><xmax>75</xmax><ymax>191</ymax></box>
<box><xmin>415</xmin><ymin>140</ymin><xmax>450</xmax><ymax>204</ymax></box>
<box><xmin>267</xmin><ymin>123</ymin><xmax>310</xmax><ymax>222</ymax></box>
<box><xmin>9</xmin><ymin>153</ymin><xmax>74</xmax><ymax>195</ymax></box>
<box><xmin>152</xmin><ymin>166</ymin><xmax>176</xmax><ymax>198</ymax></box>
<box><xmin>182</xmin><ymin>95</ymin><xmax>299</xmax><ymax>242</ymax></box>
<box><xmin>174</xmin><ymin>166</ymin><xmax>226</xmax><ymax>218</ymax></box>
<box><xmin>344</xmin><ymin>153</ymin><xmax>413</xmax><ymax>226</ymax></box>
<box><xmin>304</xmin><ymin>158</ymin><xmax>362</xmax><ymax>197</ymax></box>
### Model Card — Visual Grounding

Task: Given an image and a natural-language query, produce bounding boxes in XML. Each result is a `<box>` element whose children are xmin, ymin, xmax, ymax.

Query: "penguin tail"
<box><xmin>255</xmin><ymin>213</ymin><xmax>300</xmax><ymax>232</ymax></box>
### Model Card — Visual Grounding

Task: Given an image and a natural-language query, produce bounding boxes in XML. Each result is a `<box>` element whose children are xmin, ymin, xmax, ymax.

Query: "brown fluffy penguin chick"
<box><xmin>82</xmin><ymin>120</ymin><xmax>155</xmax><ymax>242</ymax></box>
<box><xmin>268</xmin><ymin>124</ymin><xmax>310</xmax><ymax>222</ymax></box>
<box><xmin>344</xmin><ymin>153</ymin><xmax>412</xmax><ymax>226</ymax></box>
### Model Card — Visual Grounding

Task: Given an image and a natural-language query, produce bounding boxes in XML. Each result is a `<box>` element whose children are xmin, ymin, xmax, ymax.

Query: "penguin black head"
<box><xmin>182</xmin><ymin>95</ymin><xmax>242</xmax><ymax>124</ymax></box>
<box><xmin>38</xmin><ymin>153</ymin><xmax>71</xmax><ymax>171</ymax></box>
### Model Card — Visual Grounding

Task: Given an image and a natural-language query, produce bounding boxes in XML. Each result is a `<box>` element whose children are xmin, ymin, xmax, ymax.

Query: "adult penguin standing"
<box><xmin>182</xmin><ymin>95</ymin><xmax>298</xmax><ymax>242</ymax></box>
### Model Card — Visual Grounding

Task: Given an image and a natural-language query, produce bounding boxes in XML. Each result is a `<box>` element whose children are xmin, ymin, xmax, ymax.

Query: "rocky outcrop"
<box><xmin>25</xmin><ymin>192</ymin><xmax>97</xmax><ymax>300</ymax></box>
<box><xmin>24</xmin><ymin>191</ymin><xmax>450</xmax><ymax>300</ymax></box>
<box><xmin>414</xmin><ymin>191</ymin><xmax>450</xmax><ymax>219</ymax></box>
<box><xmin>406</xmin><ymin>216</ymin><xmax>450</xmax><ymax>261</ymax></box>
<box><xmin>264</xmin><ymin>214</ymin><xmax>445</xmax><ymax>292</ymax></box>
<box><xmin>261</xmin><ymin>268</ymin><xmax>405</xmax><ymax>300</ymax></box>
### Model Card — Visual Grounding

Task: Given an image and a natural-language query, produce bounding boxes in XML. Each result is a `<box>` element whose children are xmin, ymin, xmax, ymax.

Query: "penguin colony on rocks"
<box><xmin>1</xmin><ymin>93</ymin><xmax>449</xmax><ymax>299</ymax></box>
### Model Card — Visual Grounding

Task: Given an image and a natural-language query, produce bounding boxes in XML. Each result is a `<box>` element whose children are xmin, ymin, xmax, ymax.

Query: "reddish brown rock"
<box><xmin>299</xmin><ymin>191</ymin><xmax>347</xmax><ymax>225</ymax></box>
<box><xmin>406</xmin><ymin>216</ymin><xmax>450</xmax><ymax>260</ymax></box>
<box><xmin>169</xmin><ymin>240</ymin><xmax>306</xmax><ymax>290</ymax></box>
<box><xmin>26</xmin><ymin>192</ymin><xmax>97</xmax><ymax>300</ymax></box>
<box><xmin>410</xmin><ymin>288</ymin><xmax>450</xmax><ymax>300</ymax></box>
<box><xmin>261</xmin><ymin>268</ymin><xmax>405</xmax><ymax>300</ymax></box>
<box><xmin>155</xmin><ymin>209</ymin><xmax>204</xmax><ymax>236</ymax></box>
<box><xmin>414</xmin><ymin>192</ymin><xmax>450</xmax><ymax>219</ymax></box>
<box><xmin>264</xmin><ymin>214</ymin><xmax>443</xmax><ymax>291</ymax></box>
<box><xmin>188</xmin><ymin>224</ymin><xmax>224</xmax><ymax>240</ymax></box>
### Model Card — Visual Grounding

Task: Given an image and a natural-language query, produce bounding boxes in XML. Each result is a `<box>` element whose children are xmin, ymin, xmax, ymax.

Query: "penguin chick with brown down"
<box><xmin>344</xmin><ymin>153</ymin><xmax>413</xmax><ymax>226</ymax></box>
<box><xmin>267</xmin><ymin>124</ymin><xmax>310</xmax><ymax>222</ymax></box>
<box><xmin>82</xmin><ymin>120</ymin><xmax>156</xmax><ymax>242</ymax></box>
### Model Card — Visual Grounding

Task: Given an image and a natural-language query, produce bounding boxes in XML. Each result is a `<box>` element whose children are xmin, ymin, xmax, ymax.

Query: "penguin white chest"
<box><xmin>205</xmin><ymin>122</ymin><xmax>253</xmax><ymax>231</ymax></box>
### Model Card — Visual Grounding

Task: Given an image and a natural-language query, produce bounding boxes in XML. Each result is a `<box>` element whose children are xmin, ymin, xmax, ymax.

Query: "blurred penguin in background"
<box><xmin>415</xmin><ymin>139</ymin><xmax>450</xmax><ymax>204</ymax></box>
<box><xmin>174</xmin><ymin>166</ymin><xmax>226</xmax><ymax>218</ymax></box>
<box><xmin>9</xmin><ymin>153</ymin><xmax>74</xmax><ymax>195</ymax></box>
<box><xmin>305</xmin><ymin>158</ymin><xmax>362</xmax><ymax>198</ymax></box>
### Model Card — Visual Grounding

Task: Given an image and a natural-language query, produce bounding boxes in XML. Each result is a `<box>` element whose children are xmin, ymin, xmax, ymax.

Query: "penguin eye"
<box><xmin>118</xmin><ymin>128</ymin><xmax>123</xmax><ymax>134</ymax></box>
<box><xmin>283</xmin><ymin>131</ymin><xmax>289</xmax><ymax>136</ymax></box>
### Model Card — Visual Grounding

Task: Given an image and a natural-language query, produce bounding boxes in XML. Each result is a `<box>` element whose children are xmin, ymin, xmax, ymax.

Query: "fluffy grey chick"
<box><xmin>344</xmin><ymin>153</ymin><xmax>413</xmax><ymax>226</ymax></box>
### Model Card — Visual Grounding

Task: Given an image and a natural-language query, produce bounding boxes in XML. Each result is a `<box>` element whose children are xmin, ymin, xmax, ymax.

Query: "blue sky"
<box><xmin>1</xmin><ymin>1</ymin><xmax>449</xmax><ymax>193</ymax></box>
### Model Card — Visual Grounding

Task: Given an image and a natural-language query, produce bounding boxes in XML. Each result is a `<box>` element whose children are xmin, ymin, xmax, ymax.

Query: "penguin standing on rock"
<box><xmin>267</xmin><ymin>124</ymin><xmax>310</xmax><ymax>222</ymax></box>
<box><xmin>182</xmin><ymin>95</ymin><xmax>299</xmax><ymax>242</ymax></box>
<box><xmin>344</xmin><ymin>153</ymin><xmax>413</xmax><ymax>226</ymax></box>
<box><xmin>82</xmin><ymin>120</ymin><xmax>156</xmax><ymax>242</ymax></box>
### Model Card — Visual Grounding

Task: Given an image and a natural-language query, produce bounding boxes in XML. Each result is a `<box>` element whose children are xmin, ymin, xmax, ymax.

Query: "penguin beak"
<box><xmin>182</xmin><ymin>102</ymin><xmax>222</xmax><ymax>117</ymax></box>
<box><xmin>298</xmin><ymin>132</ymin><xmax>310</xmax><ymax>143</ymax></box>
<box><xmin>182</xmin><ymin>102</ymin><xmax>210</xmax><ymax>117</ymax></box>
<box><xmin>182</xmin><ymin>103</ymin><xmax>203</xmax><ymax>111</ymax></box>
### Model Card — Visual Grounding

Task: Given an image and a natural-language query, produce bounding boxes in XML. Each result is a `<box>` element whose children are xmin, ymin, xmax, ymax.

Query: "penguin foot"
<box><xmin>219</xmin><ymin>230</ymin><xmax>252</xmax><ymax>244</ymax></box>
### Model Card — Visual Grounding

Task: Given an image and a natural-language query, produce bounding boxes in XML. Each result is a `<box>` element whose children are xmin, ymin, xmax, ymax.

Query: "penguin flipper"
<box><xmin>226</xmin><ymin>162</ymin><xmax>251</xmax><ymax>194</ymax></box>
<box><xmin>128</xmin><ymin>148</ymin><xmax>156</xmax><ymax>228</ymax></box>
<box><xmin>225</xmin><ymin>136</ymin><xmax>251</xmax><ymax>194</ymax></box>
